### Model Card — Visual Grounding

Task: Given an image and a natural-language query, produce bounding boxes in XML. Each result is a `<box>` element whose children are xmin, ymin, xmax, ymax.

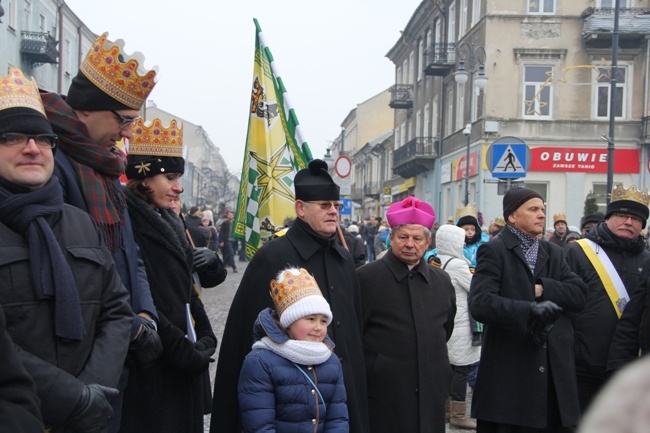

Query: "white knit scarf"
<box><xmin>253</xmin><ymin>337</ymin><xmax>333</xmax><ymax>365</ymax></box>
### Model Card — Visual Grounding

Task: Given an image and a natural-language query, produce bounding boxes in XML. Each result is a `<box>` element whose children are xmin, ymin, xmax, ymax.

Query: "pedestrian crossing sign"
<box><xmin>491</xmin><ymin>143</ymin><xmax>528</xmax><ymax>179</ymax></box>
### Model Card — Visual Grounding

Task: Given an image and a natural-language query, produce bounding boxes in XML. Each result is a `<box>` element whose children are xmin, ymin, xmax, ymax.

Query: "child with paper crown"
<box><xmin>238</xmin><ymin>267</ymin><xmax>349</xmax><ymax>432</ymax></box>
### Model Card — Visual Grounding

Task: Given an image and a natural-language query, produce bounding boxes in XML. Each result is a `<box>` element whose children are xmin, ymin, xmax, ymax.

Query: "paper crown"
<box><xmin>386</xmin><ymin>196</ymin><xmax>436</xmax><ymax>229</ymax></box>
<box><xmin>611</xmin><ymin>184</ymin><xmax>650</xmax><ymax>206</ymax></box>
<box><xmin>553</xmin><ymin>213</ymin><xmax>567</xmax><ymax>224</ymax></box>
<box><xmin>79</xmin><ymin>33</ymin><xmax>158</xmax><ymax>110</ymax></box>
<box><xmin>129</xmin><ymin>118</ymin><xmax>183</xmax><ymax>157</ymax></box>
<box><xmin>0</xmin><ymin>67</ymin><xmax>46</xmax><ymax>116</ymax></box>
<box><xmin>455</xmin><ymin>204</ymin><xmax>478</xmax><ymax>222</ymax></box>
<box><xmin>492</xmin><ymin>216</ymin><xmax>506</xmax><ymax>227</ymax></box>
<box><xmin>270</xmin><ymin>267</ymin><xmax>332</xmax><ymax>328</ymax></box>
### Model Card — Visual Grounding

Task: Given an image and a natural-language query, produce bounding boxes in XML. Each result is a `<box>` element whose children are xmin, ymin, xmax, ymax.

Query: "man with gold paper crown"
<box><xmin>356</xmin><ymin>196</ymin><xmax>456</xmax><ymax>433</ymax></box>
<box><xmin>564</xmin><ymin>184</ymin><xmax>650</xmax><ymax>413</ymax></box>
<box><xmin>39</xmin><ymin>33</ymin><xmax>164</xmax><ymax>432</ymax></box>
<box><xmin>0</xmin><ymin>68</ymin><xmax>132</xmax><ymax>431</ymax></box>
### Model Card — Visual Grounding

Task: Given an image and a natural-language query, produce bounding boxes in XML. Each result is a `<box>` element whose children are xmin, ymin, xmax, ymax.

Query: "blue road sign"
<box><xmin>340</xmin><ymin>198</ymin><xmax>352</xmax><ymax>215</ymax></box>
<box><xmin>491</xmin><ymin>143</ymin><xmax>528</xmax><ymax>178</ymax></box>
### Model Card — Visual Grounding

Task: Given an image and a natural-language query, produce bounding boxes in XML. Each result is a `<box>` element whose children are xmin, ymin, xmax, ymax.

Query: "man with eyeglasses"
<box><xmin>212</xmin><ymin>159</ymin><xmax>370</xmax><ymax>433</ymax></box>
<box><xmin>0</xmin><ymin>67</ymin><xmax>133</xmax><ymax>432</ymax></box>
<box><xmin>39</xmin><ymin>33</ymin><xmax>162</xmax><ymax>432</ymax></box>
<box><xmin>564</xmin><ymin>184</ymin><xmax>650</xmax><ymax>413</ymax></box>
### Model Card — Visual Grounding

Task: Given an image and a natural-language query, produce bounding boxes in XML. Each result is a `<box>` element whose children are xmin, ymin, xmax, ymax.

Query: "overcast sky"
<box><xmin>63</xmin><ymin>0</ymin><xmax>423</xmax><ymax>174</ymax></box>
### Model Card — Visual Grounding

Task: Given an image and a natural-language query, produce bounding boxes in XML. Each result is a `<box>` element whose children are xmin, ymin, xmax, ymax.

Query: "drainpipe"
<box><xmin>57</xmin><ymin>2</ymin><xmax>63</xmax><ymax>93</ymax></box>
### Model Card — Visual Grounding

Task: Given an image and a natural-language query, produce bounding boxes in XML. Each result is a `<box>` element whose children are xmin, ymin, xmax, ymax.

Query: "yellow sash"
<box><xmin>577</xmin><ymin>239</ymin><xmax>626</xmax><ymax>318</ymax></box>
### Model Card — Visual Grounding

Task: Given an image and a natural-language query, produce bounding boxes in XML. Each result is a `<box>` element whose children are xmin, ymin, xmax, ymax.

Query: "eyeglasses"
<box><xmin>612</xmin><ymin>212</ymin><xmax>643</xmax><ymax>224</ymax></box>
<box><xmin>0</xmin><ymin>133</ymin><xmax>58</xmax><ymax>149</ymax></box>
<box><xmin>305</xmin><ymin>201</ymin><xmax>344</xmax><ymax>211</ymax></box>
<box><xmin>110</xmin><ymin>110</ymin><xmax>140</xmax><ymax>129</ymax></box>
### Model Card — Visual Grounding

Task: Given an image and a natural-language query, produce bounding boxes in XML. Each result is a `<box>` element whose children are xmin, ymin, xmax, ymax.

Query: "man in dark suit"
<box><xmin>468</xmin><ymin>187</ymin><xmax>587</xmax><ymax>432</ymax></box>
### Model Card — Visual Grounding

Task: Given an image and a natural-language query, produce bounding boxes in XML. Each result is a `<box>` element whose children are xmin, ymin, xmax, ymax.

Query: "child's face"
<box><xmin>461</xmin><ymin>224</ymin><xmax>476</xmax><ymax>238</ymax></box>
<box><xmin>287</xmin><ymin>314</ymin><xmax>329</xmax><ymax>342</ymax></box>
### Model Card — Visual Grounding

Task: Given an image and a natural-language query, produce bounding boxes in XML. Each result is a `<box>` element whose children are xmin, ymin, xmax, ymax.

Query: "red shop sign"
<box><xmin>529</xmin><ymin>147</ymin><xmax>639</xmax><ymax>174</ymax></box>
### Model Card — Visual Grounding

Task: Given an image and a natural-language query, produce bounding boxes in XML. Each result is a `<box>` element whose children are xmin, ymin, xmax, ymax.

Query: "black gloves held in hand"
<box><xmin>67</xmin><ymin>384</ymin><xmax>118</xmax><ymax>433</ymax></box>
<box><xmin>193</xmin><ymin>247</ymin><xmax>220</xmax><ymax>271</ymax></box>
<box><xmin>130</xmin><ymin>317</ymin><xmax>163</xmax><ymax>369</ymax></box>
<box><xmin>529</xmin><ymin>300</ymin><xmax>563</xmax><ymax>324</ymax></box>
<box><xmin>195</xmin><ymin>336</ymin><xmax>216</xmax><ymax>352</ymax></box>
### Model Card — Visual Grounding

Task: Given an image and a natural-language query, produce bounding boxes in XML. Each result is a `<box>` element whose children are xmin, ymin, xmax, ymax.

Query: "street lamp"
<box><xmin>455</xmin><ymin>43</ymin><xmax>488</xmax><ymax>206</ymax></box>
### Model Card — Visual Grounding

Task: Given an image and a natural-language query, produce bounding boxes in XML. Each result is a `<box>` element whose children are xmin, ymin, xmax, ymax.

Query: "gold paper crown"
<box><xmin>269</xmin><ymin>268</ymin><xmax>321</xmax><ymax>316</ymax></box>
<box><xmin>0</xmin><ymin>67</ymin><xmax>46</xmax><ymax>116</ymax></box>
<box><xmin>455</xmin><ymin>204</ymin><xmax>478</xmax><ymax>221</ymax></box>
<box><xmin>79</xmin><ymin>32</ymin><xmax>158</xmax><ymax>109</ymax></box>
<box><xmin>129</xmin><ymin>118</ymin><xmax>183</xmax><ymax>157</ymax></box>
<box><xmin>611</xmin><ymin>184</ymin><xmax>650</xmax><ymax>206</ymax></box>
<box><xmin>553</xmin><ymin>213</ymin><xmax>567</xmax><ymax>224</ymax></box>
<box><xmin>492</xmin><ymin>216</ymin><xmax>505</xmax><ymax>227</ymax></box>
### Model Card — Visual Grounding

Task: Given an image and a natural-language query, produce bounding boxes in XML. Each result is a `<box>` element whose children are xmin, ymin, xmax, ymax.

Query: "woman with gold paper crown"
<box><xmin>119</xmin><ymin>118</ymin><xmax>225</xmax><ymax>433</ymax></box>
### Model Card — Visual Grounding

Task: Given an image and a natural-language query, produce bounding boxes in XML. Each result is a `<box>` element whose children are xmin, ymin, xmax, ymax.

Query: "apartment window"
<box><xmin>400</xmin><ymin>123</ymin><xmax>407</xmax><ymax>147</ymax></box>
<box><xmin>424</xmin><ymin>103</ymin><xmax>431</xmax><ymax>137</ymax></box>
<box><xmin>432</xmin><ymin>95</ymin><xmax>440</xmax><ymax>137</ymax></box>
<box><xmin>409</xmin><ymin>51</ymin><xmax>416</xmax><ymax>85</ymax></box>
<box><xmin>24</xmin><ymin>0</ymin><xmax>32</xmax><ymax>26</ymax></box>
<box><xmin>396</xmin><ymin>66</ymin><xmax>402</xmax><ymax>85</ymax></box>
<box><xmin>39</xmin><ymin>14</ymin><xmax>46</xmax><ymax>32</ymax></box>
<box><xmin>523</xmin><ymin>65</ymin><xmax>553</xmax><ymax>119</ymax></box>
<box><xmin>528</xmin><ymin>0</ymin><xmax>555</xmax><ymax>14</ymax></box>
<box><xmin>418</xmin><ymin>40</ymin><xmax>424</xmax><ymax>81</ymax></box>
<box><xmin>416</xmin><ymin>110</ymin><xmax>422</xmax><ymax>137</ymax></box>
<box><xmin>597</xmin><ymin>0</ymin><xmax>634</xmax><ymax>7</ymax></box>
<box><xmin>402</xmin><ymin>59</ymin><xmax>408</xmax><ymax>84</ymax></box>
<box><xmin>7</xmin><ymin>0</ymin><xmax>17</xmax><ymax>29</ymax></box>
<box><xmin>471</xmin><ymin>0</ymin><xmax>481</xmax><ymax>27</ymax></box>
<box><xmin>593</xmin><ymin>66</ymin><xmax>628</xmax><ymax>120</ymax></box>
<box><xmin>457</xmin><ymin>85</ymin><xmax>466</xmax><ymax>130</ymax></box>
<box><xmin>459</xmin><ymin>0</ymin><xmax>468</xmax><ymax>37</ymax></box>
<box><xmin>65</xmin><ymin>39</ymin><xmax>72</xmax><ymax>76</ymax></box>
<box><xmin>448</xmin><ymin>2</ymin><xmax>457</xmax><ymax>44</ymax></box>
<box><xmin>446</xmin><ymin>87</ymin><xmax>454</xmax><ymax>135</ymax></box>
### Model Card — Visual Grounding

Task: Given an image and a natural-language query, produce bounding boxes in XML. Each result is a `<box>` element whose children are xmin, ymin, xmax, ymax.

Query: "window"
<box><xmin>457</xmin><ymin>84</ymin><xmax>466</xmax><ymax>130</ymax></box>
<box><xmin>593</xmin><ymin>66</ymin><xmax>628</xmax><ymax>120</ymax></box>
<box><xmin>7</xmin><ymin>0</ymin><xmax>17</xmax><ymax>29</ymax></box>
<box><xmin>471</xmin><ymin>0</ymin><xmax>481</xmax><ymax>27</ymax></box>
<box><xmin>400</xmin><ymin>123</ymin><xmax>407</xmax><ymax>149</ymax></box>
<box><xmin>417</xmin><ymin>39</ymin><xmax>424</xmax><ymax>81</ymax></box>
<box><xmin>597</xmin><ymin>0</ymin><xmax>634</xmax><ymax>7</ymax></box>
<box><xmin>528</xmin><ymin>0</ymin><xmax>555</xmax><ymax>14</ymax></box>
<box><xmin>448</xmin><ymin>2</ymin><xmax>457</xmax><ymax>44</ymax></box>
<box><xmin>65</xmin><ymin>39</ymin><xmax>72</xmax><ymax>76</ymax></box>
<box><xmin>24</xmin><ymin>0</ymin><xmax>32</xmax><ymax>26</ymax></box>
<box><xmin>39</xmin><ymin>14</ymin><xmax>46</xmax><ymax>32</ymax></box>
<box><xmin>416</xmin><ymin>110</ymin><xmax>422</xmax><ymax>137</ymax></box>
<box><xmin>423</xmin><ymin>103</ymin><xmax>430</xmax><ymax>137</ymax></box>
<box><xmin>459</xmin><ymin>0</ymin><xmax>468</xmax><ymax>37</ymax></box>
<box><xmin>446</xmin><ymin>87</ymin><xmax>454</xmax><ymax>136</ymax></box>
<box><xmin>523</xmin><ymin>65</ymin><xmax>553</xmax><ymax>119</ymax></box>
<box><xmin>409</xmin><ymin>51</ymin><xmax>415</xmax><ymax>85</ymax></box>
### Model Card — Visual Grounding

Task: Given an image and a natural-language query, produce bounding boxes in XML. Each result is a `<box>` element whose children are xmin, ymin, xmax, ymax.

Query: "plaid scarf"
<box><xmin>506</xmin><ymin>224</ymin><xmax>540</xmax><ymax>274</ymax></box>
<box><xmin>41</xmin><ymin>91</ymin><xmax>126</xmax><ymax>252</ymax></box>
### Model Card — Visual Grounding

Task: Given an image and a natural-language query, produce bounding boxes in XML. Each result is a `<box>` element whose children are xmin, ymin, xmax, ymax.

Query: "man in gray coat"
<box><xmin>357</xmin><ymin>196</ymin><xmax>456</xmax><ymax>433</ymax></box>
<box><xmin>469</xmin><ymin>187</ymin><xmax>587</xmax><ymax>432</ymax></box>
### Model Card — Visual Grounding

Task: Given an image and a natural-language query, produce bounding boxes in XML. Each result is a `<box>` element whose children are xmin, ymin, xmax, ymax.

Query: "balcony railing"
<box><xmin>389</xmin><ymin>84</ymin><xmax>414</xmax><ymax>109</ymax></box>
<box><xmin>20</xmin><ymin>31</ymin><xmax>59</xmax><ymax>66</ymax></box>
<box><xmin>424</xmin><ymin>43</ymin><xmax>456</xmax><ymax>77</ymax></box>
<box><xmin>392</xmin><ymin>137</ymin><xmax>438</xmax><ymax>179</ymax></box>
<box><xmin>582</xmin><ymin>7</ymin><xmax>650</xmax><ymax>44</ymax></box>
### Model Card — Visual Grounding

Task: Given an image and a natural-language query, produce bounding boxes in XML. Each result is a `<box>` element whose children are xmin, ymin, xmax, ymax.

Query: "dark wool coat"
<box><xmin>238</xmin><ymin>308</ymin><xmax>349</xmax><ymax>433</ymax></box>
<box><xmin>564</xmin><ymin>223</ymin><xmax>650</xmax><ymax>378</ymax></box>
<box><xmin>468</xmin><ymin>228</ymin><xmax>588</xmax><ymax>429</ymax></box>
<box><xmin>211</xmin><ymin>218</ymin><xmax>369</xmax><ymax>433</ymax></box>
<box><xmin>120</xmin><ymin>190</ymin><xmax>220</xmax><ymax>433</ymax></box>
<box><xmin>0</xmin><ymin>303</ymin><xmax>44</xmax><ymax>432</ymax></box>
<box><xmin>356</xmin><ymin>250</ymin><xmax>456</xmax><ymax>433</ymax></box>
<box><xmin>0</xmin><ymin>205</ymin><xmax>132</xmax><ymax>429</ymax></box>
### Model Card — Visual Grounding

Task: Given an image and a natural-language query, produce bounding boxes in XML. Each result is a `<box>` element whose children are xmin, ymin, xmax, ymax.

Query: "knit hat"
<box><xmin>386</xmin><ymin>196</ymin><xmax>436</xmax><ymax>229</ymax></box>
<box><xmin>270</xmin><ymin>267</ymin><xmax>332</xmax><ymax>328</ymax></box>
<box><xmin>606</xmin><ymin>184</ymin><xmax>650</xmax><ymax>229</ymax></box>
<box><xmin>503</xmin><ymin>187</ymin><xmax>544</xmax><ymax>221</ymax></box>
<box><xmin>348</xmin><ymin>224</ymin><xmax>359</xmax><ymax>234</ymax></box>
<box><xmin>294</xmin><ymin>159</ymin><xmax>340</xmax><ymax>201</ymax></box>
<box><xmin>581</xmin><ymin>212</ymin><xmax>604</xmax><ymax>230</ymax></box>
<box><xmin>0</xmin><ymin>68</ymin><xmax>53</xmax><ymax>136</ymax></box>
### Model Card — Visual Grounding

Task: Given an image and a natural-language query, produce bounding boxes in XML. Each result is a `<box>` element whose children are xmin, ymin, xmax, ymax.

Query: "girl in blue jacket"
<box><xmin>238</xmin><ymin>267</ymin><xmax>349</xmax><ymax>433</ymax></box>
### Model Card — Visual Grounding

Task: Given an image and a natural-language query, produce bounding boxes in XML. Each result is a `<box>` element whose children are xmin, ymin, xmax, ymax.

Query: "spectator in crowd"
<box><xmin>219</xmin><ymin>211</ymin><xmax>238</xmax><ymax>273</ymax></box>
<box><xmin>564</xmin><ymin>184</ymin><xmax>650</xmax><ymax>412</ymax></box>
<box><xmin>343</xmin><ymin>223</ymin><xmax>366</xmax><ymax>268</ymax></box>
<box><xmin>580</xmin><ymin>212</ymin><xmax>604</xmax><ymax>235</ymax></box>
<box><xmin>469</xmin><ymin>187</ymin><xmax>587</xmax><ymax>432</ymax></box>
<box><xmin>357</xmin><ymin>196</ymin><xmax>456</xmax><ymax>433</ymax></box>
<box><xmin>211</xmin><ymin>159</ymin><xmax>369</xmax><ymax>433</ymax></box>
<box><xmin>362</xmin><ymin>217</ymin><xmax>379</xmax><ymax>262</ymax></box>
<box><xmin>456</xmin><ymin>205</ymin><xmax>487</xmax><ymax>270</ymax></box>
<box><xmin>0</xmin><ymin>66</ymin><xmax>132</xmax><ymax>432</ymax></box>
<box><xmin>185</xmin><ymin>206</ymin><xmax>203</xmax><ymax>229</ymax></box>
<box><xmin>548</xmin><ymin>213</ymin><xmax>568</xmax><ymax>246</ymax></box>
<box><xmin>40</xmin><ymin>33</ymin><xmax>161</xmax><ymax>432</ymax></box>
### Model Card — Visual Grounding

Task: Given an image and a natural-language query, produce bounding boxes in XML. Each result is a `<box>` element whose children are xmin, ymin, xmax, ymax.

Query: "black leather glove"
<box><xmin>129</xmin><ymin>317</ymin><xmax>163</xmax><ymax>369</ymax></box>
<box><xmin>67</xmin><ymin>384</ymin><xmax>119</xmax><ymax>433</ymax></box>
<box><xmin>193</xmin><ymin>247</ymin><xmax>219</xmax><ymax>271</ymax></box>
<box><xmin>529</xmin><ymin>301</ymin><xmax>563</xmax><ymax>324</ymax></box>
<box><xmin>195</xmin><ymin>336</ymin><xmax>216</xmax><ymax>352</ymax></box>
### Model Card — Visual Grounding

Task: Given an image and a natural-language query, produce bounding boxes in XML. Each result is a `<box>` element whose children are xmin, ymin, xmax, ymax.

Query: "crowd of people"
<box><xmin>3</xmin><ymin>31</ymin><xmax>650</xmax><ymax>433</ymax></box>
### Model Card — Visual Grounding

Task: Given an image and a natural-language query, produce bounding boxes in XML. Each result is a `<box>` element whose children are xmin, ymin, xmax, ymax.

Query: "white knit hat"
<box><xmin>270</xmin><ymin>267</ymin><xmax>333</xmax><ymax>328</ymax></box>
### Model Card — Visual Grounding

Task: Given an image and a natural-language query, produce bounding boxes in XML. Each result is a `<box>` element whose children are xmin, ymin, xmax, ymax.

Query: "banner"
<box><xmin>233</xmin><ymin>19</ymin><xmax>312</xmax><ymax>258</ymax></box>
<box><xmin>529</xmin><ymin>147</ymin><xmax>639</xmax><ymax>173</ymax></box>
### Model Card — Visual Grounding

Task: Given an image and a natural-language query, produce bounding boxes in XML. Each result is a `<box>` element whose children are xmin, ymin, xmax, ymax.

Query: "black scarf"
<box><xmin>0</xmin><ymin>177</ymin><xmax>85</xmax><ymax>341</ymax></box>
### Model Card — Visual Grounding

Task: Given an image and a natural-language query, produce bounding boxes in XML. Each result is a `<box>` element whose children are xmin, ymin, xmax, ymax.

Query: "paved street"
<box><xmin>201</xmin><ymin>260</ymin><xmax>475</xmax><ymax>432</ymax></box>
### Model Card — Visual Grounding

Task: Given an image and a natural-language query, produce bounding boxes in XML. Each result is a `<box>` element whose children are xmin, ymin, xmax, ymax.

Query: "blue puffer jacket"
<box><xmin>238</xmin><ymin>308</ymin><xmax>349</xmax><ymax>433</ymax></box>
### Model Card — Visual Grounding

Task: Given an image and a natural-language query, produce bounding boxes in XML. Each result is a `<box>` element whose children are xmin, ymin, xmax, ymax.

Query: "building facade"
<box><xmin>385</xmin><ymin>0</ymin><xmax>650</xmax><ymax>227</ymax></box>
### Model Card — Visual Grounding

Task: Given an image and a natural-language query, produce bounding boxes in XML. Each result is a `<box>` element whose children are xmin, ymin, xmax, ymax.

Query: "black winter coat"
<box><xmin>564</xmin><ymin>222</ymin><xmax>650</xmax><ymax>377</ymax></box>
<box><xmin>120</xmin><ymin>190</ymin><xmax>221</xmax><ymax>433</ymax></box>
<box><xmin>357</xmin><ymin>250</ymin><xmax>456</xmax><ymax>433</ymax></box>
<box><xmin>211</xmin><ymin>217</ymin><xmax>369</xmax><ymax>433</ymax></box>
<box><xmin>469</xmin><ymin>228</ymin><xmax>588</xmax><ymax>429</ymax></box>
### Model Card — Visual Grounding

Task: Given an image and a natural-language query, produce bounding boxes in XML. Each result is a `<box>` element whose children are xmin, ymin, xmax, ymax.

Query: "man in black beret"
<box><xmin>469</xmin><ymin>187</ymin><xmax>587</xmax><ymax>432</ymax></box>
<box><xmin>211</xmin><ymin>159</ymin><xmax>369</xmax><ymax>433</ymax></box>
<box><xmin>580</xmin><ymin>212</ymin><xmax>605</xmax><ymax>235</ymax></box>
<box><xmin>565</xmin><ymin>184</ymin><xmax>650</xmax><ymax>413</ymax></box>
